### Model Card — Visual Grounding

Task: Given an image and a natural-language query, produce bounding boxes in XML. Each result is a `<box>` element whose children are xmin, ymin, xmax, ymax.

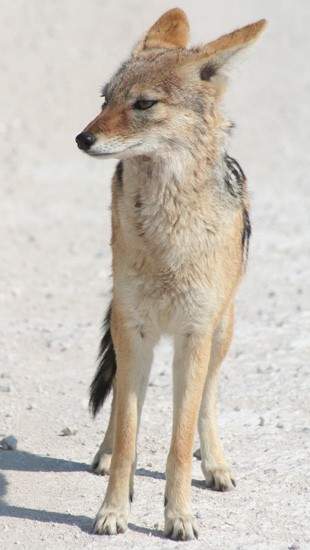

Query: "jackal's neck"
<box><xmin>124</xmin><ymin>137</ymin><xmax>226</xmax><ymax>208</ymax></box>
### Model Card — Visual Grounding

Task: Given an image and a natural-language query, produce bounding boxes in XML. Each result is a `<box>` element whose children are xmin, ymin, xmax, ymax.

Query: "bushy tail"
<box><xmin>89</xmin><ymin>303</ymin><xmax>116</xmax><ymax>417</ymax></box>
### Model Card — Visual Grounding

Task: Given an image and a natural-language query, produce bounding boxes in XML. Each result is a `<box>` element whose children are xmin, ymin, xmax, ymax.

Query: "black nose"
<box><xmin>75</xmin><ymin>131</ymin><xmax>96</xmax><ymax>151</ymax></box>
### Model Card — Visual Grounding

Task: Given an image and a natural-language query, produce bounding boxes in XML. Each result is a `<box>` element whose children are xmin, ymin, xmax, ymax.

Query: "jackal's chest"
<box><xmin>122</xmin><ymin>196</ymin><xmax>217</xmax><ymax>279</ymax></box>
<box><xmin>114</xmin><ymin>205</ymin><xmax>229</xmax><ymax>328</ymax></box>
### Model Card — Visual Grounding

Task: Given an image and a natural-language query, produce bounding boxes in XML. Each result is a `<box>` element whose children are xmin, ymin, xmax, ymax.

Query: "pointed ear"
<box><xmin>190</xmin><ymin>19</ymin><xmax>267</xmax><ymax>83</ymax></box>
<box><xmin>133</xmin><ymin>8</ymin><xmax>190</xmax><ymax>55</ymax></box>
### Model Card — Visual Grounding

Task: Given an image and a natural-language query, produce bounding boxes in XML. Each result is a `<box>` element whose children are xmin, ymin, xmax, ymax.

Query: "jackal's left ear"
<box><xmin>189</xmin><ymin>19</ymin><xmax>267</xmax><ymax>84</ymax></box>
<box><xmin>133</xmin><ymin>8</ymin><xmax>190</xmax><ymax>55</ymax></box>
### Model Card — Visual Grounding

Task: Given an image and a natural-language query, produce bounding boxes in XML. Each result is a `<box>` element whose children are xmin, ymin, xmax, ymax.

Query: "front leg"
<box><xmin>164</xmin><ymin>332</ymin><xmax>212</xmax><ymax>540</ymax></box>
<box><xmin>93</xmin><ymin>312</ymin><xmax>155</xmax><ymax>535</ymax></box>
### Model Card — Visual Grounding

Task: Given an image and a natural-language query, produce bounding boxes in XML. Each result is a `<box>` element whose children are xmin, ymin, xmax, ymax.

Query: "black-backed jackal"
<box><xmin>76</xmin><ymin>8</ymin><xmax>266</xmax><ymax>540</ymax></box>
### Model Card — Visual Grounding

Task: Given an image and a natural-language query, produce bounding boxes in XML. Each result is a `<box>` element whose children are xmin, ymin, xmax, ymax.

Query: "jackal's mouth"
<box><xmin>87</xmin><ymin>142</ymin><xmax>140</xmax><ymax>157</ymax></box>
<box><xmin>75</xmin><ymin>132</ymin><xmax>142</xmax><ymax>158</ymax></box>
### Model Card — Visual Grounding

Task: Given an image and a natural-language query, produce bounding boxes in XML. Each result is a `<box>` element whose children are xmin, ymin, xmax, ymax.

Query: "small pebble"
<box><xmin>259</xmin><ymin>417</ymin><xmax>265</xmax><ymax>426</ymax></box>
<box><xmin>0</xmin><ymin>435</ymin><xmax>18</xmax><ymax>450</ymax></box>
<box><xmin>60</xmin><ymin>427</ymin><xmax>77</xmax><ymax>436</ymax></box>
<box><xmin>276</xmin><ymin>422</ymin><xmax>284</xmax><ymax>429</ymax></box>
<box><xmin>1</xmin><ymin>371</ymin><xmax>12</xmax><ymax>378</ymax></box>
<box><xmin>193</xmin><ymin>448</ymin><xmax>201</xmax><ymax>460</ymax></box>
<box><xmin>60</xmin><ymin>343</ymin><xmax>69</xmax><ymax>352</ymax></box>
<box><xmin>0</xmin><ymin>385</ymin><xmax>11</xmax><ymax>393</ymax></box>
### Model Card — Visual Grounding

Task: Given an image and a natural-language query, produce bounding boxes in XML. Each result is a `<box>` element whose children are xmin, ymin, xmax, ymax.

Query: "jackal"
<box><xmin>76</xmin><ymin>8</ymin><xmax>266</xmax><ymax>540</ymax></box>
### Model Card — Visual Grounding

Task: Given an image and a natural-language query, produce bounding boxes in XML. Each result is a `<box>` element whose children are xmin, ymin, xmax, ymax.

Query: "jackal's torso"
<box><xmin>111</xmin><ymin>153</ymin><xmax>248</xmax><ymax>334</ymax></box>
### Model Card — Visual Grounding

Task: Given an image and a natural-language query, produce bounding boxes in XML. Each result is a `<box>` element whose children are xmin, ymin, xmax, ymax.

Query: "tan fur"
<box><xmin>76</xmin><ymin>8</ymin><xmax>266</xmax><ymax>540</ymax></box>
<box><xmin>206</xmin><ymin>19</ymin><xmax>267</xmax><ymax>55</ymax></box>
<box><xmin>133</xmin><ymin>8</ymin><xmax>190</xmax><ymax>53</ymax></box>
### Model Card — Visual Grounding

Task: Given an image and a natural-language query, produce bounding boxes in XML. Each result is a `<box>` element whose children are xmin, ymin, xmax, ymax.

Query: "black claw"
<box><xmin>194</xmin><ymin>528</ymin><xmax>199</xmax><ymax>539</ymax></box>
<box><xmin>176</xmin><ymin>529</ymin><xmax>185</xmax><ymax>540</ymax></box>
<box><xmin>164</xmin><ymin>496</ymin><xmax>168</xmax><ymax>507</ymax></box>
<box><xmin>206</xmin><ymin>478</ymin><xmax>215</xmax><ymax>489</ymax></box>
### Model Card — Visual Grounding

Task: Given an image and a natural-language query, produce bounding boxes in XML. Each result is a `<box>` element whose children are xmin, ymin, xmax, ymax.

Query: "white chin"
<box><xmin>87</xmin><ymin>149</ymin><xmax>117</xmax><ymax>158</ymax></box>
<box><xmin>87</xmin><ymin>142</ymin><xmax>143</xmax><ymax>159</ymax></box>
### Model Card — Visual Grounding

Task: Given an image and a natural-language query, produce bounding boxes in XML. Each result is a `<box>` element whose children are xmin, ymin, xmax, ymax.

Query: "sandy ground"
<box><xmin>0</xmin><ymin>0</ymin><xmax>309</xmax><ymax>548</ymax></box>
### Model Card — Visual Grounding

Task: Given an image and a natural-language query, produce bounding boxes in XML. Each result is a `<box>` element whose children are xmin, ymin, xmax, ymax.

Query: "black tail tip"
<box><xmin>89</xmin><ymin>302</ymin><xmax>117</xmax><ymax>417</ymax></box>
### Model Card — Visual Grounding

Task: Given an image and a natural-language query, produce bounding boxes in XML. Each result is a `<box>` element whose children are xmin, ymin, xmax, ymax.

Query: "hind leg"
<box><xmin>92</xmin><ymin>380</ymin><xmax>117</xmax><ymax>475</ymax></box>
<box><xmin>197</xmin><ymin>302</ymin><xmax>236</xmax><ymax>491</ymax></box>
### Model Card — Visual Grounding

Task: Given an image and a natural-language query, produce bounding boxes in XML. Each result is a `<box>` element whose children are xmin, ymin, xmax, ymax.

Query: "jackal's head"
<box><xmin>76</xmin><ymin>9</ymin><xmax>266</xmax><ymax>159</ymax></box>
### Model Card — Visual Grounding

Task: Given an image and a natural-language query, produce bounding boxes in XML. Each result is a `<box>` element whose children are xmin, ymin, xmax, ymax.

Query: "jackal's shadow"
<box><xmin>0</xmin><ymin>451</ymin><xmax>91</xmax><ymax>532</ymax></box>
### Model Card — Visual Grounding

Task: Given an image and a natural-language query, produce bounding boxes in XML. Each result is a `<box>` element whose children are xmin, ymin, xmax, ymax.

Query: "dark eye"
<box><xmin>133</xmin><ymin>99</ymin><xmax>157</xmax><ymax>110</ymax></box>
<box><xmin>101</xmin><ymin>97</ymin><xmax>108</xmax><ymax>110</ymax></box>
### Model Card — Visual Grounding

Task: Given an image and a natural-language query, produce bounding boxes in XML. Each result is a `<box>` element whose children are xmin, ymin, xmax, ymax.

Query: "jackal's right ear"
<box><xmin>133</xmin><ymin>8</ymin><xmax>190</xmax><ymax>55</ymax></box>
<box><xmin>188</xmin><ymin>19</ymin><xmax>267</xmax><ymax>85</ymax></box>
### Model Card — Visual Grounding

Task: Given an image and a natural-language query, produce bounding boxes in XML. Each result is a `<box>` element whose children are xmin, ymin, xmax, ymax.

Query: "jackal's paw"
<box><xmin>164</xmin><ymin>513</ymin><xmax>198</xmax><ymax>541</ymax></box>
<box><xmin>93</xmin><ymin>507</ymin><xmax>127</xmax><ymax>535</ymax></box>
<box><xmin>91</xmin><ymin>450</ymin><xmax>112</xmax><ymax>475</ymax></box>
<box><xmin>202</xmin><ymin>464</ymin><xmax>236</xmax><ymax>491</ymax></box>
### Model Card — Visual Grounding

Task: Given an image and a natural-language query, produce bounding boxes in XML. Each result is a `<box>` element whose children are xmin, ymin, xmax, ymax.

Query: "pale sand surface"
<box><xmin>0</xmin><ymin>1</ymin><xmax>309</xmax><ymax>548</ymax></box>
